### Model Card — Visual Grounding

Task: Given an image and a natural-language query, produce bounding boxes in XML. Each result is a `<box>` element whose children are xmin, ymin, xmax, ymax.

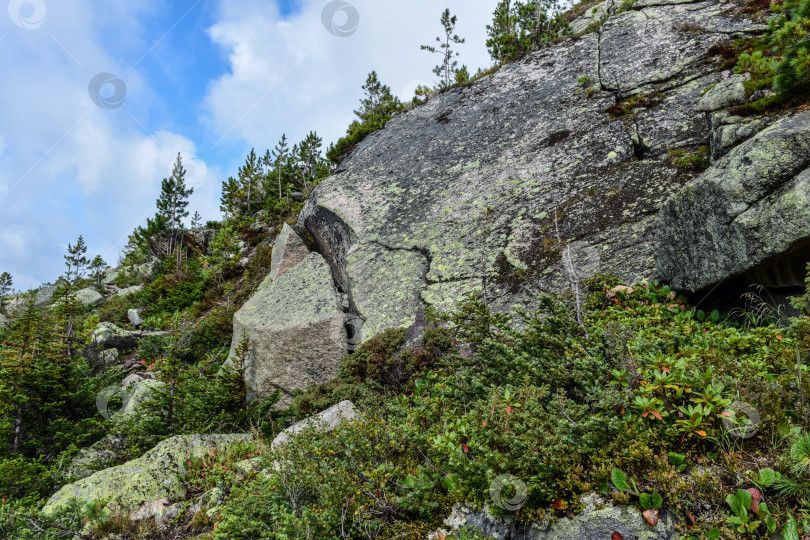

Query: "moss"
<box><xmin>667</xmin><ymin>146</ymin><xmax>711</xmax><ymax>172</ymax></box>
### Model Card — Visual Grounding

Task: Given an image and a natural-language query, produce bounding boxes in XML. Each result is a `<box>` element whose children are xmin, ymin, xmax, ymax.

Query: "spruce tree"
<box><xmin>191</xmin><ymin>211</ymin><xmax>202</xmax><ymax>229</ymax></box>
<box><xmin>88</xmin><ymin>255</ymin><xmax>106</xmax><ymax>289</ymax></box>
<box><xmin>157</xmin><ymin>153</ymin><xmax>194</xmax><ymax>257</ymax></box>
<box><xmin>64</xmin><ymin>235</ymin><xmax>89</xmax><ymax>285</ymax></box>
<box><xmin>421</xmin><ymin>9</ymin><xmax>466</xmax><ymax>88</ymax></box>
<box><xmin>272</xmin><ymin>134</ymin><xmax>290</xmax><ymax>201</ymax></box>
<box><xmin>238</xmin><ymin>149</ymin><xmax>262</xmax><ymax>216</ymax></box>
<box><xmin>0</xmin><ymin>272</ymin><xmax>12</xmax><ymax>313</ymax></box>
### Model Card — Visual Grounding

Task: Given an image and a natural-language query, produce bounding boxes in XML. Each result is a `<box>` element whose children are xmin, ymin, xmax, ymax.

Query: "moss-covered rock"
<box><xmin>92</xmin><ymin>322</ymin><xmax>137</xmax><ymax>351</ymax></box>
<box><xmin>43</xmin><ymin>434</ymin><xmax>251</xmax><ymax>518</ymax></box>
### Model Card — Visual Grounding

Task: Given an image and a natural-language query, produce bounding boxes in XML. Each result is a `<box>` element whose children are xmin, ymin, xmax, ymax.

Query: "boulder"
<box><xmin>697</xmin><ymin>73</ymin><xmax>750</xmax><ymax>112</ymax></box>
<box><xmin>92</xmin><ymin>322</ymin><xmax>137</xmax><ymax>351</ymax></box>
<box><xmin>74</xmin><ymin>287</ymin><xmax>105</xmax><ymax>308</ymax></box>
<box><xmin>99</xmin><ymin>348</ymin><xmax>119</xmax><ymax>366</ymax></box>
<box><xmin>43</xmin><ymin>434</ymin><xmax>251</xmax><ymax>518</ymax></box>
<box><xmin>261</xmin><ymin>223</ymin><xmax>310</xmax><ymax>288</ymax></box>
<box><xmin>63</xmin><ymin>435</ymin><xmax>123</xmax><ymax>482</ymax></box>
<box><xmin>271</xmin><ymin>400</ymin><xmax>360</xmax><ymax>451</ymax></box>
<box><xmin>34</xmin><ymin>284</ymin><xmax>57</xmax><ymax>307</ymax></box>
<box><xmin>656</xmin><ymin>110</ymin><xmax>810</xmax><ymax>292</ymax></box>
<box><xmin>128</xmin><ymin>308</ymin><xmax>144</xmax><ymax>328</ymax></box>
<box><xmin>0</xmin><ymin>313</ymin><xmax>7</xmax><ymax>330</ymax></box>
<box><xmin>228</xmin><ymin>253</ymin><xmax>348</xmax><ymax>406</ymax></box>
<box><xmin>101</xmin><ymin>268</ymin><xmax>120</xmax><ymax>285</ymax></box>
<box><xmin>117</xmin><ymin>379</ymin><xmax>165</xmax><ymax>418</ymax></box>
<box><xmin>438</xmin><ymin>503</ymin><xmax>677</xmax><ymax>540</ymax></box>
<box><xmin>116</xmin><ymin>285</ymin><xmax>143</xmax><ymax>297</ymax></box>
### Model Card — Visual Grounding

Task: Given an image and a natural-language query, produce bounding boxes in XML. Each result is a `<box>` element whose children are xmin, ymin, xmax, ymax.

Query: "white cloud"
<box><xmin>0</xmin><ymin>0</ymin><xmax>211</xmax><ymax>290</ymax></box>
<box><xmin>204</xmin><ymin>0</ymin><xmax>498</xmax><ymax>149</ymax></box>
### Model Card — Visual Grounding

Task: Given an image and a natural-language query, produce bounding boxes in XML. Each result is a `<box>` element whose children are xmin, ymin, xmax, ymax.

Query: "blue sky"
<box><xmin>0</xmin><ymin>0</ymin><xmax>495</xmax><ymax>290</ymax></box>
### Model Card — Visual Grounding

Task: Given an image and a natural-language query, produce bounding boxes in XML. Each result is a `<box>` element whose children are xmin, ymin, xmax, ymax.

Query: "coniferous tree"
<box><xmin>773</xmin><ymin>0</ymin><xmax>810</xmax><ymax>95</ymax></box>
<box><xmin>238</xmin><ymin>149</ymin><xmax>262</xmax><ymax>216</ymax></box>
<box><xmin>64</xmin><ymin>235</ymin><xmax>89</xmax><ymax>285</ymax></box>
<box><xmin>486</xmin><ymin>0</ymin><xmax>566</xmax><ymax>63</ymax></box>
<box><xmin>89</xmin><ymin>255</ymin><xmax>106</xmax><ymax>289</ymax></box>
<box><xmin>157</xmin><ymin>154</ymin><xmax>194</xmax><ymax>255</ymax></box>
<box><xmin>293</xmin><ymin>132</ymin><xmax>328</xmax><ymax>195</ymax></box>
<box><xmin>0</xmin><ymin>272</ymin><xmax>12</xmax><ymax>313</ymax></box>
<box><xmin>421</xmin><ymin>9</ymin><xmax>466</xmax><ymax>88</ymax></box>
<box><xmin>191</xmin><ymin>211</ymin><xmax>202</xmax><ymax>229</ymax></box>
<box><xmin>272</xmin><ymin>134</ymin><xmax>290</xmax><ymax>201</ymax></box>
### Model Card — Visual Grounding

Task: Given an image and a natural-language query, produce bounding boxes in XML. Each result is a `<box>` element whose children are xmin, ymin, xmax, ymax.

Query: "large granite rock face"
<box><xmin>229</xmin><ymin>253</ymin><xmax>348</xmax><ymax>405</ymax></box>
<box><xmin>657</xmin><ymin>110</ymin><xmax>810</xmax><ymax>292</ymax></box>
<box><xmin>43</xmin><ymin>434</ymin><xmax>251</xmax><ymax>518</ymax></box>
<box><xmin>296</xmin><ymin>0</ymin><xmax>765</xmax><ymax>341</ymax></box>
<box><xmin>265</xmin><ymin>223</ymin><xmax>311</xmax><ymax>285</ymax></box>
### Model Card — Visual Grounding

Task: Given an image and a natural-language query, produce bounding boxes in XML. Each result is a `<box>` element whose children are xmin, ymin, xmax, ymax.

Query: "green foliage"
<box><xmin>422</xmin><ymin>9</ymin><xmax>466</xmax><ymax>88</ymax></box>
<box><xmin>487</xmin><ymin>0</ymin><xmax>568</xmax><ymax>63</ymax></box>
<box><xmin>0</xmin><ymin>272</ymin><xmax>12</xmax><ymax>313</ymax></box>
<box><xmin>327</xmin><ymin>72</ymin><xmax>404</xmax><ymax>165</ymax></box>
<box><xmin>772</xmin><ymin>0</ymin><xmax>810</xmax><ymax>94</ymax></box>
<box><xmin>668</xmin><ymin>146</ymin><xmax>710</xmax><ymax>172</ymax></box>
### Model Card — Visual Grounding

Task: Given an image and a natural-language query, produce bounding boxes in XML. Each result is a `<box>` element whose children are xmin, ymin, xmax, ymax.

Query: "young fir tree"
<box><xmin>64</xmin><ymin>235</ymin><xmax>89</xmax><ymax>285</ymax></box>
<box><xmin>421</xmin><ymin>9</ymin><xmax>466</xmax><ymax>88</ymax></box>
<box><xmin>0</xmin><ymin>272</ymin><xmax>12</xmax><ymax>313</ymax></box>
<box><xmin>157</xmin><ymin>153</ymin><xmax>194</xmax><ymax>256</ymax></box>
<box><xmin>191</xmin><ymin>211</ymin><xmax>203</xmax><ymax>229</ymax></box>
<box><xmin>272</xmin><ymin>134</ymin><xmax>290</xmax><ymax>201</ymax></box>
<box><xmin>88</xmin><ymin>255</ymin><xmax>106</xmax><ymax>289</ymax></box>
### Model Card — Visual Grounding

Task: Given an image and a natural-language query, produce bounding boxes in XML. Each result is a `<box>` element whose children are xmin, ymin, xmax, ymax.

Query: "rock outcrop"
<box><xmin>657</xmin><ymin>110</ymin><xmax>810</xmax><ymax>292</ymax></box>
<box><xmin>231</xmin><ymin>0</ymin><xmax>808</xmax><ymax>400</ymax></box>
<box><xmin>263</xmin><ymin>223</ymin><xmax>311</xmax><ymax>287</ymax></box>
<box><xmin>0</xmin><ymin>313</ymin><xmax>7</xmax><ymax>330</ymax></box>
<box><xmin>43</xmin><ymin>434</ymin><xmax>251</xmax><ymax>518</ymax></box>
<box><xmin>229</xmin><ymin>253</ymin><xmax>348</xmax><ymax>405</ymax></box>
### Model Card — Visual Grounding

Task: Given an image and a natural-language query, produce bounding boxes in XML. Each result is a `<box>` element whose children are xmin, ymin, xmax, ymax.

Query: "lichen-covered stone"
<box><xmin>74</xmin><ymin>287</ymin><xmax>105</xmax><ymax>308</ymax></box>
<box><xmin>228</xmin><ymin>253</ymin><xmax>348</xmax><ymax>406</ymax></box>
<box><xmin>440</xmin><ymin>503</ymin><xmax>676</xmax><ymax>540</ymax></box>
<box><xmin>271</xmin><ymin>400</ymin><xmax>359</xmax><ymax>451</ymax></box>
<box><xmin>265</xmin><ymin>223</ymin><xmax>310</xmax><ymax>286</ymax></box>
<box><xmin>0</xmin><ymin>313</ymin><xmax>7</xmax><ymax>330</ymax></box>
<box><xmin>116</xmin><ymin>285</ymin><xmax>143</xmax><ymax>297</ymax></box>
<box><xmin>92</xmin><ymin>322</ymin><xmax>137</xmax><ymax>351</ymax></box>
<box><xmin>656</xmin><ymin>110</ymin><xmax>810</xmax><ymax>292</ymax></box>
<box><xmin>34</xmin><ymin>284</ymin><xmax>57</xmax><ymax>307</ymax></box>
<box><xmin>697</xmin><ymin>73</ymin><xmax>750</xmax><ymax>112</ymax></box>
<box><xmin>43</xmin><ymin>434</ymin><xmax>251</xmax><ymax>518</ymax></box>
<box><xmin>128</xmin><ymin>308</ymin><xmax>144</xmax><ymax>328</ymax></box>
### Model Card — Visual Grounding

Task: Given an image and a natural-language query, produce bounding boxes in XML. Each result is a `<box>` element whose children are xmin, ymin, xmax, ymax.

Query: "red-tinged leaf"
<box><xmin>506</xmin><ymin>405</ymin><xmax>512</xmax><ymax>414</ymax></box>
<box><xmin>748</xmin><ymin>488</ymin><xmax>761</xmax><ymax>513</ymax></box>
<box><xmin>483</xmin><ymin>421</ymin><xmax>487</xmax><ymax>426</ymax></box>
<box><xmin>612</xmin><ymin>533</ymin><xmax>624</xmax><ymax>540</ymax></box>
<box><xmin>462</xmin><ymin>444</ymin><xmax>469</xmax><ymax>454</ymax></box>
<box><xmin>777</xmin><ymin>335</ymin><xmax>783</xmax><ymax>340</ymax></box>
<box><xmin>696</xmin><ymin>430</ymin><xmax>707</xmax><ymax>437</ymax></box>
<box><xmin>685</xmin><ymin>509</ymin><xmax>696</xmax><ymax>528</ymax></box>
<box><xmin>651</xmin><ymin>411</ymin><xmax>663</xmax><ymax>420</ymax></box>
<box><xmin>621</xmin><ymin>408</ymin><xmax>625</xmax><ymax>415</ymax></box>
<box><xmin>437</xmin><ymin>531</ymin><xmax>446</xmax><ymax>540</ymax></box>
<box><xmin>643</xmin><ymin>508</ymin><xmax>659</xmax><ymax>527</ymax></box>
<box><xmin>721</xmin><ymin>411</ymin><xmax>732</xmax><ymax>417</ymax></box>
<box><xmin>662</xmin><ymin>367</ymin><xmax>670</xmax><ymax>373</ymax></box>
<box><xmin>551</xmin><ymin>499</ymin><xmax>566</xmax><ymax>510</ymax></box>
<box><xmin>677</xmin><ymin>411</ymin><xmax>684</xmax><ymax>418</ymax></box>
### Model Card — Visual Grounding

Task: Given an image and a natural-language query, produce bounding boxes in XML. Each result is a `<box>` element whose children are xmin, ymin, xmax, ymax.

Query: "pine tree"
<box><xmin>191</xmin><ymin>211</ymin><xmax>202</xmax><ymax>229</ymax></box>
<box><xmin>238</xmin><ymin>149</ymin><xmax>262</xmax><ymax>216</ymax></box>
<box><xmin>773</xmin><ymin>0</ymin><xmax>810</xmax><ymax>95</ymax></box>
<box><xmin>220</xmin><ymin>176</ymin><xmax>242</xmax><ymax>218</ymax></box>
<box><xmin>272</xmin><ymin>134</ymin><xmax>290</xmax><ymax>201</ymax></box>
<box><xmin>486</xmin><ymin>0</ymin><xmax>566</xmax><ymax>63</ymax></box>
<box><xmin>421</xmin><ymin>9</ymin><xmax>466</xmax><ymax>88</ymax></box>
<box><xmin>64</xmin><ymin>235</ymin><xmax>89</xmax><ymax>285</ymax></box>
<box><xmin>0</xmin><ymin>272</ymin><xmax>12</xmax><ymax>313</ymax></box>
<box><xmin>293</xmin><ymin>132</ymin><xmax>328</xmax><ymax>195</ymax></box>
<box><xmin>89</xmin><ymin>255</ymin><xmax>106</xmax><ymax>289</ymax></box>
<box><xmin>157</xmin><ymin>153</ymin><xmax>194</xmax><ymax>256</ymax></box>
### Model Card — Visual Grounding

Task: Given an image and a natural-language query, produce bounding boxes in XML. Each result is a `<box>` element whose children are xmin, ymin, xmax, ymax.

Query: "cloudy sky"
<box><xmin>0</xmin><ymin>0</ymin><xmax>496</xmax><ymax>290</ymax></box>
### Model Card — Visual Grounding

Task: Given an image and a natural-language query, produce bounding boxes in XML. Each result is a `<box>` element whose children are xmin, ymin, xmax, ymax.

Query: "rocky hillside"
<box><xmin>235</xmin><ymin>0</ymin><xmax>809</xmax><ymax>402</ymax></box>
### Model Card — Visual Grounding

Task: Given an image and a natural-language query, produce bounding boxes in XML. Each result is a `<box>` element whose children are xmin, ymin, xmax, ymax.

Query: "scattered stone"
<box><xmin>92</xmin><ymin>322</ymin><xmax>137</xmax><ymax>351</ymax></box>
<box><xmin>99</xmin><ymin>348</ymin><xmax>119</xmax><ymax>366</ymax></box>
<box><xmin>116</xmin><ymin>285</ymin><xmax>143</xmax><ymax>297</ymax></box>
<box><xmin>128</xmin><ymin>308</ymin><xmax>143</xmax><ymax>328</ymax></box>
<box><xmin>271</xmin><ymin>400</ymin><xmax>360</xmax><ymax>451</ymax></box>
<box><xmin>34</xmin><ymin>285</ymin><xmax>57</xmax><ymax>307</ymax></box>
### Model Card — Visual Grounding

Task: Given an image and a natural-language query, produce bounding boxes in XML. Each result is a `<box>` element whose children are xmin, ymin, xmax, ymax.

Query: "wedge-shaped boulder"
<box><xmin>229</xmin><ymin>253</ymin><xmax>348</xmax><ymax>407</ymax></box>
<box><xmin>271</xmin><ymin>400</ymin><xmax>359</xmax><ymax>451</ymax></box>
<box><xmin>43</xmin><ymin>434</ymin><xmax>251</xmax><ymax>518</ymax></box>
<box><xmin>260</xmin><ymin>223</ymin><xmax>310</xmax><ymax>289</ymax></box>
<box><xmin>656</xmin><ymin>110</ymin><xmax>810</xmax><ymax>292</ymax></box>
